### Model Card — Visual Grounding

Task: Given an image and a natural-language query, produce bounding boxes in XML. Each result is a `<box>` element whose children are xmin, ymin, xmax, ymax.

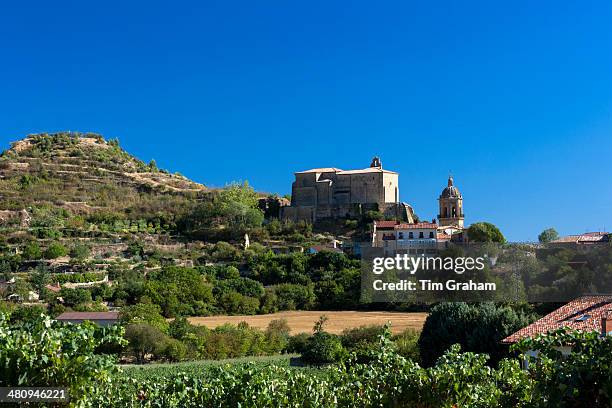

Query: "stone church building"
<box><xmin>281</xmin><ymin>157</ymin><xmax>414</xmax><ymax>222</ymax></box>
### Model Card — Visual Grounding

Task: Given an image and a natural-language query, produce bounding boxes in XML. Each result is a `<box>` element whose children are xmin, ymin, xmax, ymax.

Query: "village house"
<box><xmin>548</xmin><ymin>231</ymin><xmax>610</xmax><ymax>247</ymax></box>
<box><xmin>56</xmin><ymin>311</ymin><xmax>119</xmax><ymax>327</ymax></box>
<box><xmin>372</xmin><ymin>220</ymin><xmax>440</xmax><ymax>256</ymax></box>
<box><xmin>502</xmin><ymin>295</ymin><xmax>612</xmax><ymax>366</ymax></box>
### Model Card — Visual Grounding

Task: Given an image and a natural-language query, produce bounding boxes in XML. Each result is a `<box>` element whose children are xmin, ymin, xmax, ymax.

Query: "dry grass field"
<box><xmin>188</xmin><ymin>311</ymin><xmax>428</xmax><ymax>335</ymax></box>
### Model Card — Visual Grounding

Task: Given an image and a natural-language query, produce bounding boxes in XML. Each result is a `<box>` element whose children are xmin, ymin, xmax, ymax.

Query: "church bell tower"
<box><xmin>438</xmin><ymin>176</ymin><xmax>464</xmax><ymax>228</ymax></box>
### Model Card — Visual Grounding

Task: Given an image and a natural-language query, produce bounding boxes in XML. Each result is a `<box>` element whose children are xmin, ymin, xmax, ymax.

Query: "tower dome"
<box><xmin>440</xmin><ymin>176</ymin><xmax>461</xmax><ymax>198</ymax></box>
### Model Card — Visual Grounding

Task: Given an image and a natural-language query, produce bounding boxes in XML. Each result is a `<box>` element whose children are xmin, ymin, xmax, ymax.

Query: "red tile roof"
<box><xmin>375</xmin><ymin>220</ymin><xmax>399</xmax><ymax>229</ymax></box>
<box><xmin>45</xmin><ymin>284</ymin><xmax>61</xmax><ymax>293</ymax></box>
<box><xmin>502</xmin><ymin>295</ymin><xmax>612</xmax><ymax>343</ymax></box>
<box><xmin>56</xmin><ymin>312</ymin><xmax>119</xmax><ymax>321</ymax></box>
<box><xmin>396</xmin><ymin>222</ymin><xmax>438</xmax><ymax>229</ymax></box>
<box><xmin>375</xmin><ymin>221</ymin><xmax>438</xmax><ymax>230</ymax></box>
<box><xmin>550</xmin><ymin>232</ymin><xmax>609</xmax><ymax>244</ymax></box>
<box><xmin>437</xmin><ymin>233</ymin><xmax>451</xmax><ymax>241</ymax></box>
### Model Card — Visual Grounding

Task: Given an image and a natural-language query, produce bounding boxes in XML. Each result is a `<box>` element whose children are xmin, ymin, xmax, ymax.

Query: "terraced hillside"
<box><xmin>0</xmin><ymin>132</ymin><xmax>206</xmax><ymax>215</ymax></box>
<box><xmin>0</xmin><ymin>132</ymin><xmax>216</xmax><ymax>277</ymax></box>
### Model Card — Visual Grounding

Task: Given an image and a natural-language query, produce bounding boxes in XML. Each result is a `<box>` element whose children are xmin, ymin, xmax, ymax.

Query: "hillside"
<box><xmin>0</xmin><ymin>132</ymin><xmax>218</xmax><ymax>276</ymax></box>
<box><xmin>0</xmin><ymin>132</ymin><xmax>206</xmax><ymax>219</ymax></box>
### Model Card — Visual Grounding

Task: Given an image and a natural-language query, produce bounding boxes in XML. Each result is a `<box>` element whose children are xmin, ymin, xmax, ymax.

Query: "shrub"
<box><xmin>44</xmin><ymin>241</ymin><xmax>67</xmax><ymax>259</ymax></box>
<box><xmin>168</xmin><ymin>316</ymin><xmax>193</xmax><ymax>340</ymax></box>
<box><xmin>162</xmin><ymin>338</ymin><xmax>187</xmax><ymax>362</ymax></box>
<box><xmin>218</xmin><ymin>291</ymin><xmax>260</xmax><ymax>315</ymax></box>
<box><xmin>70</xmin><ymin>243</ymin><xmax>91</xmax><ymax>260</ymax></box>
<box><xmin>265</xmin><ymin>319</ymin><xmax>290</xmax><ymax>352</ymax></box>
<box><xmin>211</xmin><ymin>241</ymin><xmax>241</xmax><ymax>261</ymax></box>
<box><xmin>59</xmin><ymin>287</ymin><xmax>92</xmax><ymax>307</ymax></box>
<box><xmin>22</xmin><ymin>241</ymin><xmax>42</xmax><ymax>260</ymax></box>
<box><xmin>301</xmin><ymin>332</ymin><xmax>346</xmax><ymax>365</ymax></box>
<box><xmin>340</xmin><ymin>325</ymin><xmax>386</xmax><ymax>349</ymax></box>
<box><xmin>393</xmin><ymin>328</ymin><xmax>421</xmax><ymax>362</ymax></box>
<box><xmin>126</xmin><ymin>241</ymin><xmax>144</xmax><ymax>257</ymax></box>
<box><xmin>287</xmin><ymin>332</ymin><xmax>311</xmax><ymax>353</ymax></box>
<box><xmin>0</xmin><ymin>314</ymin><xmax>125</xmax><ymax>404</ymax></box>
<box><xmin>419</xmin><ymin>302</ymin><xmax>534</xmax><ymax>366</ymax></box>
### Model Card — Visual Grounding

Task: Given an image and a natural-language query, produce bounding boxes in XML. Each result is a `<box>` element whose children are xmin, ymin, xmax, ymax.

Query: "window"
<box><xmin>419</xmin><ymin>231</ymin><xmax>424</xmax><ymax>239</ymax></box>
<box><xmin>429</xmin><ymin>231</ymin><xmax>434</xmax><ymax>238</ymax></box>
<box><xmin>398</xmin><ymin>232</ymin><xmax>404</xmax><ymax>240</ymax></box>
<box><xmin>408</xmin><ymin>232</ymin><xmax>414</xmax><ymax>239</ymax></box>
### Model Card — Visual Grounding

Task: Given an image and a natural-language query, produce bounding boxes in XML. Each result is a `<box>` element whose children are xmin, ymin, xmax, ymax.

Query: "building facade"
<box><xmin>372</xmin><ymin>220</ymin><xmax>440</xmax><ymax>256</ymax></box>
<box><xmin>282</xmin><ymin>157</ymin><xmax>414</xmax><ymax>222</ymax></box>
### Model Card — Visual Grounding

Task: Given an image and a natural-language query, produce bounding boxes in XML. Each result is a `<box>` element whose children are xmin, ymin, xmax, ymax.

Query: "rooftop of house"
<box><xmin>309</xmin><ymin>245</ymin><xmax>344</xmax><ymax>253</ymax></box>
<box><xmin>375</xmin><ymin>221</ymin><xmax>438</xmax><ymax>230</ymax></box>
<box><xmin>550</xmin><ymin>232</ymin><xmax>609</xmax><ymax>244</ymax></box>
<box><xmin>502</xmin><ymin>295</ymin><xmax>612</xmax><ymax>344</ymax></box>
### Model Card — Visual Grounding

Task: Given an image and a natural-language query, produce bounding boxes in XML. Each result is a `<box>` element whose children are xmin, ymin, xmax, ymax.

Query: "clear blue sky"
<box><xmin>1</xmin><ymin>1</ymin><xmax>611</xmax><ymax>241</ymax></box>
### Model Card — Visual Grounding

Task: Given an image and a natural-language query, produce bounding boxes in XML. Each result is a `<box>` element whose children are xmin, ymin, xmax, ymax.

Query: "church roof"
<box><xmin>337</xmin><ymin>168</ymin><xmax>397</xmax><ymax>175</ymax></box>
<box><xmin>296</xmin><ymin>167</ymin><xmax>397</xmax><ymax>175</ymax></box>
<box><xmin>296</xmin><ymin>167</ymin><xmax>343</xmax><ymax>174</ymax></box>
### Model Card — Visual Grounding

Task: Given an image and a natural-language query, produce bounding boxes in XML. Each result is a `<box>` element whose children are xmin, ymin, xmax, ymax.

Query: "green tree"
<box><xmin>168</xmin><ymin>316</ymin><xmax>194</xmax><ymax>340</ymax></box>
<box><xmin>44</xmin><ymin>241</ymin><xmax>68</xmax><ymax>259</ymax></box>
<box><xmin>30</xmin><ymin>263</ymin><xmax>50</xmax><ymax>294</ymax></box>
<box><xmin>301</xmin><ymin>332</ymin><xmax>345</xmax><ymax>365</ymax></box>
<box><xmin>467</xmin><ymin>222</ymin><xmax>506</xmax><ymax>243</ymax></box>
<box><xmin>124</xmin><ymin>323</ymin><xmax>169</xmax><ymax>363</ymax></box>
<box><xmin>70</xmin><ymin>243</ymin><xmax>91</xmax><ymax>261</ymax></box>
<box><xmin>119</xmin><ymin>303</ymin><xmax>169</xmax><ymax>333</ymax></box>
<box><xmin>418</xmin><ymin>302</ymin><xmax>534</xmax><ymax>366</ymax></box>
<box><xmin>10</xmin><ymin>278</ymin><xmax>33</xmax><ymax>301</ymax></box>
<box><xmin>22</xmin><ymin>241</ymin><xmax>42</xmax><ymax>260</ymax></box>
<box><xmin>59</xmin><ymin>287</ymin><xmax>92</xmax><ymax>307</ymax></box>
<box><xmin>218</xmin><ymin>291</ymin><xmax>260</xmax><ymax>315</ymax></box>
<box><xmin>538</xmin><ymin>227</ymin><xmax>559</xmax><ymax>243</ymax></box>
<box><xmin>144</xmin><ymin>266</ymin><xmax>214</xmax><ymax>317</ymax></box>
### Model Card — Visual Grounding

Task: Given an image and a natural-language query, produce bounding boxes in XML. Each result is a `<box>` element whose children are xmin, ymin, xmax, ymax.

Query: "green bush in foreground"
<box><xmin>0</xmin><ymin>314</ymin><xmax>125</xmax><ymax>405</ymax></box>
